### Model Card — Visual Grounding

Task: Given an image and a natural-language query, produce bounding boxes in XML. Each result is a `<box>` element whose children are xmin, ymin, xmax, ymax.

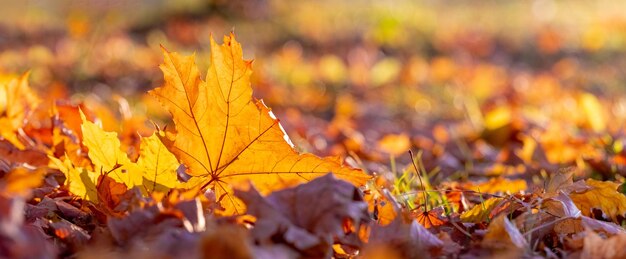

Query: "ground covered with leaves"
<box><xmin>3</xmin><ymin>1</ymin><xmax>626</xmax><ymax>258</ymax></box>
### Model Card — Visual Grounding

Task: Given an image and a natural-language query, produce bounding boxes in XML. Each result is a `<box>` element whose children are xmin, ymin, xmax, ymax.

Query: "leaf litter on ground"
<box><xmin>2</xmin><ymin>31</ymin><xmax>626</xmax><ymax>258</ymax></box>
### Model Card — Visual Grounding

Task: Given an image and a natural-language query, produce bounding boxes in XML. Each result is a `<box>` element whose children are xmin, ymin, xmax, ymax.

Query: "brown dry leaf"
<box><xmin>363</xmin><ymin>218</ymin><xmax>444</xmax><ymax>259</ymax></box>
<box><xmin>49</xmin><ymin>219</ymin><xmax>90</xmax><ymax>247</ymax></box>
<box><xmin>482</xmin><ymin>215</ymin><xmax>527</xmax><ymax>253</ymax></box>
<box><xmin>555</xmin><ymin>215</ymin><xmax>625</xmax><ymax>239</ymax></box>
<box><xmin>542</xmin><ymin>192</ymin><xmax>585</xmax><ymax>236</ymax></box>
<box><xmin>0</xmin><ymin>140</ymin><xmax>49</xmax><ymax>168</ymax></box>
<box><xmin>554</xmin><ymin>218</ymin><xmax>585</xmax><ymax>237</ymax></box>
<box><xmin>150</xmin><ymin>33</ymin><xmax>370</xmax><ymax>215</ymax></box>
<box><xmin>96</xmin><ymin>174</ymin><xmax>129</xmax><ymax>217</ymax></box>
<box><xmin>0</xmin><ymin>196</ymin><xmax>57</xmax><ymax>259</ymax></box>
<box><xmin>570</xmin><ymin>179</ymin><xmax>626</xmax><ymax>222</ymax></box>
<box><xmin>0</xmin><ymin>73</ymin><xmax>40</xmax><ymax>150</ymax></box>
<box><xmin>106</xmin><ymin>198</ymin><xmax>206</xmax><ymax>254</ymax></box>
<box><xmin>201</xmin><ymin>225</ymin><xmax>253</xmax><ymax>259</ymax></box>
<box><xmin>234</xmin><ymin>173</ymin><xmax>369</xmax><ymax>258</ymax></box>
<box><xmin>581</xmin><ymin>229</ymin><xmax>626</xmax><ymax>259</ymax></box>
<box><xmin>543</xmin><ymin>191</ymin><xmax>582</xmax><ymax>218</ymax></box>
<box><xmin>560</xmin><ymin>217</ymin><xmax>626</xmax><ymax>251</ymax></box>
<box><xmin>545</xmin><ymin>168</ymin><xmax>575</xmax><ymax>194</ymax></box>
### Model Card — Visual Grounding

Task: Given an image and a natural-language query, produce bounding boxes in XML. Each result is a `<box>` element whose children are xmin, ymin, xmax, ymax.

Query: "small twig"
<box><xmin>409</xmin><ymin>150</ymin><xmax>429</xmax><ymax>210</ymax></box>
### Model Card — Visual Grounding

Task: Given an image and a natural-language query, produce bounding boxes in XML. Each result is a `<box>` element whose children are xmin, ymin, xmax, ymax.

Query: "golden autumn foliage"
<box><xmin>80</xmin><ymin>111</ymin><xmax>144</xmax><ymax>188</ymax></box>
<box><xmin>2</xmin><ymin>3</ymin><xmax>626</xmax><ymax>256</ymax></box>
<box><xmin>49</xmin><ymin>113</ymin><xmax>181</xmax><ymax>201</ymax></box>
<box><xmin>0</xmin><ymin>73</ymin><xmax>39</xmax><ymax>150</ymax></box>
<box><xmin>43</xmin><ymin>34</ymin><xmax>370</xmax><ymax>216</ymax></box>
<box><xmin>49</xmin><ymin>154</ymin><xmax>98</xmax><ymax>201</ymax></box>
<box><xmin>150</xmin><ymin>34</ymin><xmax>370</xmax><ymax>214</ymax></box>
<box><xmin>570</xmin><ymin>179</ymin><xmax>626</xmax><ymax>222</ymax></box>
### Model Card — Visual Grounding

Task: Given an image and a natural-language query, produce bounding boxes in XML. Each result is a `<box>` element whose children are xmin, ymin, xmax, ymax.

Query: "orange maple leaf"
<box><xmin>413</xmin><ymin>207</ymin><xmax>445</xmax><ymax>228</ymax></box>
<box><xmin>150</xmin><ymin>33</ymin><xmax>370</xmax><ymax>214</ymax></box>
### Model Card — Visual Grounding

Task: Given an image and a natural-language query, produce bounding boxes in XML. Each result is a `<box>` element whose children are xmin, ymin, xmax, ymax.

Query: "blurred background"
<box><xmin>2</xmin><ymin>0</ymin><xmax>626</xmax><ymax>184</ymax></box>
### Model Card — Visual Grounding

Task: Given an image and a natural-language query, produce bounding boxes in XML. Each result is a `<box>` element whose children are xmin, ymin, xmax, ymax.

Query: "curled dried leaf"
<box><xmin>364</xmin><ymin>218</ymin><xmax>444</xmax><ymax>258</ymax></box>
<box><xmin>235</xmin><ymin>174</ymin><xmax>369</xmax><ymax>257</ymax></box>
<box><xmin>482</xmin><ymin>215</ymin><xmax>527</xmax><ymax>255</ymax></box>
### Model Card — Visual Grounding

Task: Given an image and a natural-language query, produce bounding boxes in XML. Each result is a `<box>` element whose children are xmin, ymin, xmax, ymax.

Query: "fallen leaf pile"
<box><xmin>3</xmin><ymin>21</ymin><xmax>626</xmax><ymax>257</ymax></box>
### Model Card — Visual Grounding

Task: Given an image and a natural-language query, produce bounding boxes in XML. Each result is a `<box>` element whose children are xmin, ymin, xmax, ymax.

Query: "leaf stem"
<box><xmin>409</xmin><ymin>150</ymin><xmax>429</xmax><ymax>211</ymax></box>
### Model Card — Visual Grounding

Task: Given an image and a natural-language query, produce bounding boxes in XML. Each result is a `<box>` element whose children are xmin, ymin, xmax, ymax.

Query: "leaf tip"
<box><xmin>20</xmin><ymin>71</ymin><xmax>31</xmax><ymax>81</ymax></box>
<box><xmin>78</xmin><ymin>108</ymin><xmax>87</xmax><ymax>123</ymax></box>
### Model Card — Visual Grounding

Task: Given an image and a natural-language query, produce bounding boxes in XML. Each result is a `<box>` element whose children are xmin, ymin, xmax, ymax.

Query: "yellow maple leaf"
<box><xmin>482</xmin><ymin>215</ymin><xmax>527</xmax><ymax>255</ymax></box>
<box><xmin>49</xmin><ymin>154</ymin><xmax>98</xmax><ymax>201</ymax></box>
<box><xmin>80</xmin><ymin>111</ymin><xmax>143</xmax><ymax>188</ymax></box>
<box><xmin>137</xmin><ymin>132</ymin><xmax>180</xmax><ymax>193</ymax></box>
<box><xmin>79</xmin><ymin>112</ymin><xmax>180</xmax><ymax>194</ymax></box>
<box><xmin>460</xmin><ymin>197</ymin><xmax>504</xmax><ymax>223</ymax></box>
<box><xmin>0</xmin><ymin>73</ymin><xmax>40</xmax><ymax>150</ymax></box>
<box><xmin>570</xmin><ymin>179</ymin><xmax>626</xmax><ymax>222</ymax></box>
<box><xmin>150</xmin><ymin>33</ymin><xmax>370</xmax><ymax>215</ymax></box>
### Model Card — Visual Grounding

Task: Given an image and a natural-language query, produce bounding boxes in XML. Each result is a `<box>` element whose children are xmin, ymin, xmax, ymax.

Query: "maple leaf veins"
<box><xmin>150</xmin><ymin>33</ymin><xmax>371</xmax><ymax>215</ymax></box>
